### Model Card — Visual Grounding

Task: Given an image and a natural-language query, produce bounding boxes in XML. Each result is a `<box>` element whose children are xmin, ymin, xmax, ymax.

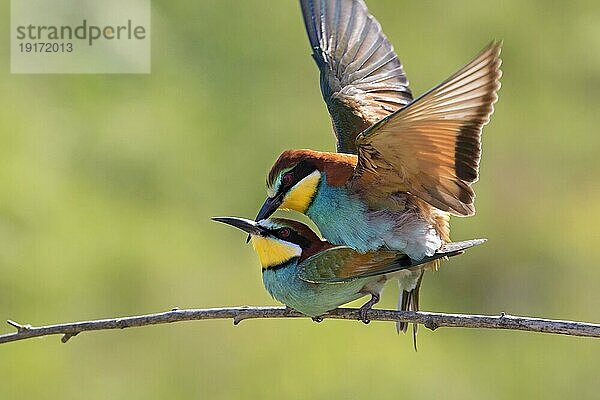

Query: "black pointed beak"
<box><xmin>212</xmin><ymin>217</ymin><xmax>266</xmax><ymax>237</ymax></box>
<box><xmin>255</xmin><ymin>195</ymin><xmax>282</xmax><ymax>222</ymax></box>
<box><xmin>247</xmin><ymin>195</ymin><xmax>282</xmax><ymax>243</ymax></box>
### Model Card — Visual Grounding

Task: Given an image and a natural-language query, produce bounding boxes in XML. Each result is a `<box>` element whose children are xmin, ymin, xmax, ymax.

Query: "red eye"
<box><xmin>278</xmin><ymin>228</ymin><xmax>291</xmax><ymax>238</ymax></box>
<box><xmin>282</xmin><ymin>173</ymin><xmax>293</xmax><ymax>186</ymax></box>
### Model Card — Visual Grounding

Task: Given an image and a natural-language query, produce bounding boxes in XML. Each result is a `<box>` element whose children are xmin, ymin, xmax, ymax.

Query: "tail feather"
<box><xmin>396</xmin><ymin>269</ymin><xmax>425</xmax><ymax>351</ymax></box>
<box><xmin>411</xmin><ymin>274</ymin><xmax>423</xmax><ymax>351</ymax></box>
<box><xmin>396</xmin><ymin>290</ymin><xmax>411</xmax><ymax>334</ymax></box>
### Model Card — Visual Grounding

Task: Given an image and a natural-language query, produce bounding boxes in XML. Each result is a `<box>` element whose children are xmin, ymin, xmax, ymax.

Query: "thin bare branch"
<box><xmin>1</xmin><ymin>306</ymin><xmax>598</xmax><ymax>345</ymax></box>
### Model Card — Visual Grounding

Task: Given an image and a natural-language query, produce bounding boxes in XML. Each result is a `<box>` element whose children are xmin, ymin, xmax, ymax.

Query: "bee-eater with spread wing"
<box><xmin>214</xmin><ymin>217</ymin><xmax>484</xmax><ymax>321</ymax></box>
<box><xmin>255</xmin><ymin>0</ymin><xmax>502</xmax><ymax>333</ymax></box>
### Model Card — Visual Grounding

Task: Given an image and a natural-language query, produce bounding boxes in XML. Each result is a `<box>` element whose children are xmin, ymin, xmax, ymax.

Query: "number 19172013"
<box><xmin>19</xmin><ymin>42</ymin><xmax>73</xmax><ymax>53</ymax></box>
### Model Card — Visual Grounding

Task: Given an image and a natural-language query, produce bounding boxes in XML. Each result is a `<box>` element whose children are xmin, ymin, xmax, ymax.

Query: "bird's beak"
<box><xmin>212</xmin><ymin>217</ymin><xmax>267</xmax><ymax>237</ymax></box>
<box><xmin>255</xmin><ymin>195</ymin><xmax>282</xmax><ymax>222</ymax></box>
<box><xmin>249</xmin><ymin>196</ymin><xmax>282</xmax><ymax>243</ymax></box>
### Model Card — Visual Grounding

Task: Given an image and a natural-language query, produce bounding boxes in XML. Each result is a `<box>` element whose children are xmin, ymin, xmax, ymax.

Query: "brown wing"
<box><xmin>350</xmin><ymin>41</ymin><xmax>502</xmax><ymax>216</ymax></box>
<box><xmin>300</xmin><ymin>0</ymin><xmax>413</xmax><ymax>154</ymax></box>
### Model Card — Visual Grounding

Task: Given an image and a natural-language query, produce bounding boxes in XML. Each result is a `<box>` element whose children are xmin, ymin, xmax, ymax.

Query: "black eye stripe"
<box><xmin>269</xmin><ymin>228</ymin><xmax>310</xmax><ymax>248</ymax></box>
<box><xmin>279</xmin><ymin>161</ymin><xmax>316</xmax><ymax>193</ymax></box>
<box><xmin>286</xmin><ymin>230</ymin><xmax>310</xmax><ymax>248</ymax></box>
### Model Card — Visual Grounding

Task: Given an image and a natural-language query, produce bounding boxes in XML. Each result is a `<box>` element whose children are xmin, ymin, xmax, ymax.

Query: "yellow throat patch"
<box><xmin>251</xmin><ymin>236</ymin><xmax>301</xmax><ymax>269</ymax></box>
<box><xmin>280</xmin><ymin>171</ymin><xmax>321</xmax><ymax>213</ymax></box>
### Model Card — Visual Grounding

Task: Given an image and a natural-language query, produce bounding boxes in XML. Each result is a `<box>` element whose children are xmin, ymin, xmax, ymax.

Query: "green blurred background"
<box><xmin>1</xmin><ymin>1</ymin><xmax>599</xmax><ymax>398</ymax></box>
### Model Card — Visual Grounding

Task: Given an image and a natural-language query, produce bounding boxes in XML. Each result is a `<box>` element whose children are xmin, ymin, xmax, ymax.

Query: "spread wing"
<box><xmin>299</xmin><ymin>239</ymin><xmax>485</xmax><ymax>283</ymax></box>
<box><xmin>300</xmin><ymin>0</ymin><xmax>413</xmax><ymax>154</ymax></box>
<box><xmin>350</xmin><ymin>41</ymin><xmax>502</xmax><ymax>216</ymax></box>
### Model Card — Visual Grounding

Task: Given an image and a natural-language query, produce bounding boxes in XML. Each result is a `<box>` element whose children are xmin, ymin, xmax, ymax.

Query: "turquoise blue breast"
<box><xmin>306</xmin><ymin>177</ymin><xmax>392</xmax><ymax>252</ymax></box>
<box><xmin>262</xmin><ymin>260</ymin><xmax>368</xmax><ymax>317</ymax></box>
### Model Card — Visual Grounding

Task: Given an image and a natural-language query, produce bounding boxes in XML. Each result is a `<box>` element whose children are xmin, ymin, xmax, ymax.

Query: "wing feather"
<box><xmin>351</xmin><ymin>41</ymin><xmax>502</xmax><ymax>215</ymax></box>
<box><xmin>299</xmin><ymin>0</ymin><xmax>413</xmax><ymax>154</ymax></box>
<box><xmin>299</xmin><ymin>239</ymin><xmax>486</xmax><ymax>283</ymax></box>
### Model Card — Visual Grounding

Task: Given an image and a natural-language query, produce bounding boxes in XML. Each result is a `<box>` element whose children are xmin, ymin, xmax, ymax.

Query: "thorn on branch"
<box><xmin>424</xmin><ymin>319</ymin><xmax>439</xmax><ymax>331</ymax></box>
<box><xmin>7</xmin><ymin>320</ymin><xmax>31</xmax><ymax>332</ymax></box>
<box><xmin>61</xmin><ymin>332</ymin><xmax>80</xmax><ymax>343</ymax></box>
<box><xmin>233</xmin><ymin>305</ymin><xmax>254</xmax><ymax>325</ymax></box>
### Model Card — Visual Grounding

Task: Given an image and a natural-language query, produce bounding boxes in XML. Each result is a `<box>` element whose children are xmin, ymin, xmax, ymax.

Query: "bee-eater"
<box><xmin>255</xmin><ymin>0</ymin><xmax>502</xmax><ymax>333</ymax></box>
<box><xmin>214</xmin><ymin>216</ymin><xmax>484</xmax><ymax>321</ymax></box>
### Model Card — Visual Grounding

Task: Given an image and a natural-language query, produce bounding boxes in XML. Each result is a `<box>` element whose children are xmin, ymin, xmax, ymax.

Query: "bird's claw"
<box><xmin>358</xmin><ymin>293</ymin><xmax>380</xmax><ymax>324</ymax></box>
<box><xmin>312</xmin><ymin>316</ymin><xmax>323</xmax><ymax>323</ymax></box>
<box><xmin>359</xmin><ymin>307</ymin><xmax>371</xmax><ymax>324</ymax></box>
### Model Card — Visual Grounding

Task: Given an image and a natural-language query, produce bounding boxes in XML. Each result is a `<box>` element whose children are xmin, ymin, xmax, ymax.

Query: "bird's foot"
<box><xmin>311</xmin><ymin>316</ymin><xmax>324</xmax><ymax>323</ymax></box>
<box><xmin>358</xmin><ymin>293</ymin><xmax>380</xmax><ymax>324</ymax></box>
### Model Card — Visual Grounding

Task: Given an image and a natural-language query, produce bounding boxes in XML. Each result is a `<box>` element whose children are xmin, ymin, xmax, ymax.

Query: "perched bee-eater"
<box><xmin>255</xmin><ymin>0</ymin><xmax>502</xmax><ymax>333</ymax></box>
<box><xmin>214</xmin><ymin>217</ymin><xmax>484</xmax><ymax>321</ymax></box>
